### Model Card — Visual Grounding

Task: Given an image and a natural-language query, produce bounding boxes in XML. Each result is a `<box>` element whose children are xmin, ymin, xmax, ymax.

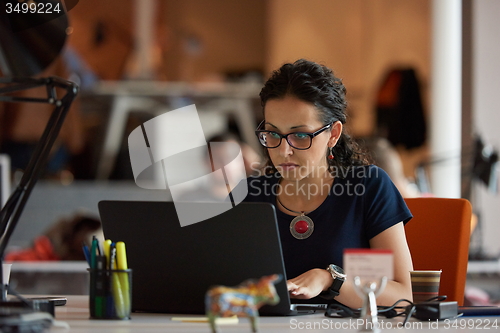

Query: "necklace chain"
<box><xmin>276</xmin><ymin>196</ymin><xmax>311</xmax><ymax>216</ymax></box>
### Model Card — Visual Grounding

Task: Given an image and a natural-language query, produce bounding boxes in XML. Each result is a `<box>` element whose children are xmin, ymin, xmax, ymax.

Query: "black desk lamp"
<box><xmin>0</xmin><ymin>1</ymin><xmax>78</xmax><ymax>314</ymax></box>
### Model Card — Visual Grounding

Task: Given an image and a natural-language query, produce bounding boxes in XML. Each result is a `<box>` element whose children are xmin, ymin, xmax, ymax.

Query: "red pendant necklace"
<box><xmin>276</xmin><ymin>196</ymin><xmax>314</xmax><ymax>240</ymax></box>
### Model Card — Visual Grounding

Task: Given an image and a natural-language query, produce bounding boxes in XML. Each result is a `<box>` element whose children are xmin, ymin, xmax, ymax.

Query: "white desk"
<box><xmin>468</xmin><ymin>259</ymin><xmax>500</xmax><ymax>274</ymax></box>
<box><xmin>91</xmin><ymin>81</ymin><xmax>262</xmax><ymax>180</ymax></box>
<box><xmin>467</xmin><ymin>259</ymin><xmax>500</xmax><ymax>301</ymax></box>
<box><xmin>9</xmin><ymin>262</ymin><xmax>89</xmax><ymax>296</ymax></box>
<box><xmin>47</xmin><ymin>296</ymin><xmax>499</xmax><ymax>332</ymax></box>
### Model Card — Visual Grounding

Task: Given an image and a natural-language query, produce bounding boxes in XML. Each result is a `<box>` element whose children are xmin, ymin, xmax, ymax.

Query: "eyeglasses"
<box><xmin>255</xmin><ymin>120</ymin><xmax>333</xmax><ymax>150</ymax></box>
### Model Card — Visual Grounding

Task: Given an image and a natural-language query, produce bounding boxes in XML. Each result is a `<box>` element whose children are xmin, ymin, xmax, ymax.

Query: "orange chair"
<box><xmin>404</xmin><ymin>198</ymin><xmax>472</xmax><ymax>306</ymax></box>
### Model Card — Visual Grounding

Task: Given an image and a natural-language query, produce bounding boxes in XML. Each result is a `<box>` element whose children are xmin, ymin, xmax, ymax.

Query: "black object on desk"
<box><xmin>0</xmin><ymin>299</ymin><xmax>55</xmax><ymax>317</ymax></box>
<box><xmin>27</xmin><ymin>297</ymin><xmax>67</xmax><ymax>307</ymax></box>
<box><xmin>459</xmin><ymin>306</ymin><xmax>500</xmax><ymax>316</ymax></box>
<box><xmin>0</xmin><ymin>306</ymin><xmax>53</xmax><ymax>333</ymax></box>
<box><xmin>413</xmin><ymin>301</ymin><xmax>458</xmax><ymax>320</ymax></box>
<box><xmin>88</xmin><ymin>268</ymin><xmax>132</xmax><ymax>320</ymax></box>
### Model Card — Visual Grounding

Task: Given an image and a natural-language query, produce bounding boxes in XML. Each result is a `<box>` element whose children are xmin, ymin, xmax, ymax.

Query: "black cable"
<box><xmin>425</xmin><ymin>295</ymin><xmax>447</xmax><ymax>302</ymax></box>
<box><xmin>325</xmin><ymin>295</ymin><xmax>449</xmax><ymax>322</ymax></box>
<box><xmin>324</xmin><ymin>303</ymin><xmax>360</xmax><ymax>318</ymax></box>
<box><xmin>403</xmin><ymin>304</ymin><xmax>416</xmax><ymax>326</ymax></box>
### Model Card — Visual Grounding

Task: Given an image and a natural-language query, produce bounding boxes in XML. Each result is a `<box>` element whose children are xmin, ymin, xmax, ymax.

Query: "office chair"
<box><xmin>404</xmin><ymin>198</ymin><xmax>472</xmax><ymax>306</ymax></box>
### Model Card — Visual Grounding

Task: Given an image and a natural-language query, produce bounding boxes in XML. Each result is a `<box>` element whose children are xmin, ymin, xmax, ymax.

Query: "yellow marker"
<box><xmin>110</xmin><ymin>246</ymin><xmax>126</xmax><ymax>318</ymax></box>
<box><xmin>116</xmin><ymin>242</ymin><xmax>128</xmax><ymax>269</ymax></box>
<box><xmin>115</xmin><ymin>241</ymin><xmax>130</xmax><ymax>318</ymax></box>
<box><xmin>103</xmin><ymin>239</ymin><xmax>112</xmax><ymax>269</ymax></box>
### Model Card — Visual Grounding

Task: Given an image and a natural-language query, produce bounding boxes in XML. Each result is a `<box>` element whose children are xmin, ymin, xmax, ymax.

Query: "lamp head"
<box><xmin>0</xmin><ymin>0</ymin><xmax>69</xmax><ymax>77</ymax></box>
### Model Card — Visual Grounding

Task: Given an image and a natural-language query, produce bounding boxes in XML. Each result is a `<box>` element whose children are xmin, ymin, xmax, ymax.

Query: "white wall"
<box><xmin>472</xmin><ymin>0</ymin><xmax>500</xmax><ymax>257</ymax></box>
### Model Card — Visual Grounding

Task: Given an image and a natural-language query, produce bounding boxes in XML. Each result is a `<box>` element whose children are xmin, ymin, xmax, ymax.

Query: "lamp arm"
<box><xmin>0</xmin><ymin>76</ymin><xmax>78</xmax><ymax>301</ymax></box>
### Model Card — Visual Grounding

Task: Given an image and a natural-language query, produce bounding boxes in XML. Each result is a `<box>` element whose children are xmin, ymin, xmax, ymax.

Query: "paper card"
<box><xmin>171</xmin><ymin>315</ymin><xmax>238</xmax><ymax>324</ymax></box>
<box><xmin>344</xmin><ymin>249</ymin><xmax>393</xmax><ymax>281</ymax></box>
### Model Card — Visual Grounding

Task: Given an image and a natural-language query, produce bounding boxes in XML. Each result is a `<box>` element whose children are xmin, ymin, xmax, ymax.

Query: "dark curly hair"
<box><xmin>259</xmin><ymin>59</ymin><xmax>369</xmax><ymax>175</ymax></box>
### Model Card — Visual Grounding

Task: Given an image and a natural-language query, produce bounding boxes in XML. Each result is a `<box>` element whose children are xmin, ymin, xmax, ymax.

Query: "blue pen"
<box><xmin>82</xmin><ymin>242</ymin><xmax>91</xmax><ymax>266</ymax></box>
<box><xmin>90</xmin><ymin>236</ymin><xmax>98</xmax><ymax>269</ymax></box>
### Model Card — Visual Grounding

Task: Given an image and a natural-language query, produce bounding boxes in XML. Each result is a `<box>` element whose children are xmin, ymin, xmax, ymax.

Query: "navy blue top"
<box><xmin>243</xmin><ymin>165</ymin><xmax>412</xmax><ymax>280</ymax></box>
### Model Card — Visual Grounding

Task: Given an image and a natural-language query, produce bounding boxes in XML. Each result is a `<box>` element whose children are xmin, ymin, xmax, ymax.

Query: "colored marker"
<box><xmin>116</xmin><ymin>242</ymin><xmax>128</xmax><ymax>270</ymax></box>
<box><xmin>103</xmin><ymin>239</ymin><xmax>112</xmax><ymax>269</ymax></box>
<box><xmin>116</xmin><ymin>241</ymin><xmax>130</xmax><ymax>317</ymax></box>
<box><xmin>110</xmin><ymin>244</ymin><xmax>126</xmax><ymax>318</ymax></box>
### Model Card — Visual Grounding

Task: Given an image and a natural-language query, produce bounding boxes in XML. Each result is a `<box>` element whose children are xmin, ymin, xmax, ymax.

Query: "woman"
<box><xmin>244</xmin><ymin>59</ymin><xmax>413</xmax><ymax>308</ymax></box>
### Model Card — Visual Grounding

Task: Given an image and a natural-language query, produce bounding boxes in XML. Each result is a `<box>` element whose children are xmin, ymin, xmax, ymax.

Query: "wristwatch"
<box><xmin>322</xmin><ymin>264</ymin><xmax>346</xmax><ymax>299</ymax></box>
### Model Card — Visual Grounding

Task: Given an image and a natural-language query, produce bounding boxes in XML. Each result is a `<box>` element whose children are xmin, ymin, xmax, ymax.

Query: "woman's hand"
<box><xmin>287</xmin><ymin>268</ymin><xmax>332</xmax><ymax>299</ymax></box>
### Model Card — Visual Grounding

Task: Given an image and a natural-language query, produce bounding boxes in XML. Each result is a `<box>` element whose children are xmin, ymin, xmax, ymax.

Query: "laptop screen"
<box><xmin>99</xmin><ymin>201</ymin><xmax>294</xmax><ymax>315</ymax></box>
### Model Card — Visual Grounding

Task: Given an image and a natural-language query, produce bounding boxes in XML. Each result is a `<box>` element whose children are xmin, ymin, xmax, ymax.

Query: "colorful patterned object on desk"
<box><xmin>205</xmin><ymin>274</ymin><xmax>281</xmax><ymax>333</ymax></box>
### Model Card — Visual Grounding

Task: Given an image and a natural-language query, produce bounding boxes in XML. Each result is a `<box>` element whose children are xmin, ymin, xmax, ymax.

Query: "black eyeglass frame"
<box><xmin>254</xmin><ymin>120</ymin><xmax>334</xmax><ymax>150</ymax></box>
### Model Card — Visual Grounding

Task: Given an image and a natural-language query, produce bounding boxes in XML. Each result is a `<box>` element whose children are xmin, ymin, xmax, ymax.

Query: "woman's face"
<box><xmin>263</xmin><ymin>95</ymin><xmax>341</xmax><ymax>182</ymax></box>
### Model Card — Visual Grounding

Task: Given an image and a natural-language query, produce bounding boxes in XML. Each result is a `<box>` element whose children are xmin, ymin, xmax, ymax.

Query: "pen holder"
<box><xmin>88</xmin><ymin>268</ymin><xmax>132</xmax><ymax>320</ymax></box>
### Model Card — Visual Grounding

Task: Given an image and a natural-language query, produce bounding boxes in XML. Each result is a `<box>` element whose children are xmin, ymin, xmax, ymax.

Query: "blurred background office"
<box><xmin>0</xmin><ymin>0</ymin><xmax>498</xmax><ymax>301</ymax></box>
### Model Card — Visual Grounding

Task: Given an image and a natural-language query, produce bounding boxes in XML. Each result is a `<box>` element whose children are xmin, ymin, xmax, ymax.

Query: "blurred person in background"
<box><xmin>357</xmin><ymin>136</ymin><xmax>421</xmax><ymax>198</ymax></box>
<box><xmin>178</xmin><ymin>133</ymin><xmax>262</xmax><ymax>202</ymax></box>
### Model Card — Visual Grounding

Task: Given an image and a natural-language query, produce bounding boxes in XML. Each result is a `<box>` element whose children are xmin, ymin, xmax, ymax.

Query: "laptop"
<box><xmin>98</xmin><ymin>201</ymin><xmax>326</xmax><ymax>316</ymax></box>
